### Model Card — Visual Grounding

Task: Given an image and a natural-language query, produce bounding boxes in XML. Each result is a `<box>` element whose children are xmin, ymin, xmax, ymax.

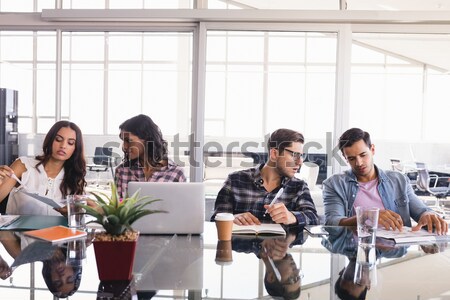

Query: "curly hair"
<box><xmin>35</xmin><ymin>120</ymin><xmax>86</xmax><ymax>197</ymax></box>
<box><xmin>42</xmin><ymin>247</ymin><xmax>83</xmax><ymax>298</ymax></box>
<box><xmin>119</xmin><ymin>114</ymin><xmax>168</xmax><ymax>167</ymax></box>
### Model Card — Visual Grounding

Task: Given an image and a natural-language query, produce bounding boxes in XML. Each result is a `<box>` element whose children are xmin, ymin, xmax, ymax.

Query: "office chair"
<box><xmin>295</xmin><ymin>162</ymin><xmax>320</xmax><ymax>190</ymax></box>
<box><xmin>415</xmin><ymin>168</ymin><xmax>450</xmax><ymax>219</ymax></box>
<box><xmin>390</xmin><ymin>159</ymin><xmax>403</xmax><ymax>172</ymax></box>
<box><xmin>87</xmin><ymin>147</ymin><xmax>114</xmax><ymax>186</ymax></box>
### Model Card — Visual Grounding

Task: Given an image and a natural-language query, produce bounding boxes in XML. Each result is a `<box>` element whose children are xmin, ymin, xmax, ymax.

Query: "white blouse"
<box><xmin>6</xmin><ymin>157</ymin><xmax>64</xmax><ymax>216</ymax></box>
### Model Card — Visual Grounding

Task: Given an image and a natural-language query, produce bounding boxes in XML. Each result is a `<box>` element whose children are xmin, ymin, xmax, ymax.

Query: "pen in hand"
<box><xmin>10</xmin><ymin>173</ymin><xmax>28</xmax><ymax>191</ymax></box>
<box><xmin>264</xmin><ymin>247</ymin><xmax>282</xmax><ymax>282</ymax></box>
<box><xmin>264</xmin><ymin>187</ymin><xmax>284</xmax><ymax>216</ymax></box>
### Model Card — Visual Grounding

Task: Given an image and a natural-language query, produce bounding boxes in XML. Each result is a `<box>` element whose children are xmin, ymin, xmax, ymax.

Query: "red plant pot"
<box><xmin>93</xmin><ymin>239</ymin><xmax>137</xmax><ymax>281</ymax></box>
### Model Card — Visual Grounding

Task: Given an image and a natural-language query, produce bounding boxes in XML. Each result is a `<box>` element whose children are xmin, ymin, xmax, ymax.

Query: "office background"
<box><xmin>1</xmin><ymin>1</ymin><xmax>450</xmax><ymax>182</ymax></box>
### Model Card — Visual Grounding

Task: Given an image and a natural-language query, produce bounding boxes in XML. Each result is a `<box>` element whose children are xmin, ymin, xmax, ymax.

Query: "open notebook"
<box><xmin>128</xmin><ymin>182</ymin><xmax>205</xmax><ymax>234</ymax></box>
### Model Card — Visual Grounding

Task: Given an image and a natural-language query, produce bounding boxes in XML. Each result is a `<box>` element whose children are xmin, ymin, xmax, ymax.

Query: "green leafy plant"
<box><xmin>82</xmin><ymin>183</ymin><xmax>165</xmax><ymax>238</ymax></box>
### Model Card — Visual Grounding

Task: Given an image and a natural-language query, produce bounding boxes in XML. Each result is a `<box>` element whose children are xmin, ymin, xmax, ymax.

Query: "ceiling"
<box><xmin>218</xmin><ymin>0</ymin><xmax>450</xmax><ymax>72</ymax></box>
<box><xmin>221</xmin><ymin>0</ymin><xmax>450</xmax><ymax>10</ymax></box>
<box><xmin>354</xmin><ymin>33</ymin><xmax>450</xmax><ymax>72</ymax></box>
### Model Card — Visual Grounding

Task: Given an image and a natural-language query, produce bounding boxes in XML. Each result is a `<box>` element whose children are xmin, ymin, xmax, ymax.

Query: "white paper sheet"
<box><xmin>19</xmin><ymin>190</ymin><xmax>63</xmax><ymax>209</ymax></box>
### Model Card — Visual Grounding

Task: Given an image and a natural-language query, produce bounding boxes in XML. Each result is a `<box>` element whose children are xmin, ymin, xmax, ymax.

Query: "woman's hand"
<box><xmin>0</xmin><ymin>165</ymin><xmax>14</xmax><ymax>184</ymax></box>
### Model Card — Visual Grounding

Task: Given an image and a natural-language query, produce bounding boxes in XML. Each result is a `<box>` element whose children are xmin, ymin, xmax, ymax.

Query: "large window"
<box><xmin>2</xmin><ymin>8</ymin><xmax>450</xmax><ymax>173</ymax></box>
<box><xmin>350</xmin><ymin>33</ymin><xmax>450</xmax><ymax>142</ymax></box>
<box><xmin>205</xmin><ymin>30</ymin><xmax>337</xmax><ymax>146</ymax></box>
<box><xmin>0</xmin><ymin>31</ymin><xmax>193</xmax><ymax>136</ymax></box>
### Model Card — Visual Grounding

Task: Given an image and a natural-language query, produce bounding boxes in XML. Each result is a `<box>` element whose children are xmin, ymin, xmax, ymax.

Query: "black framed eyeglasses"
<box><xmin>283</xmin><ymin>148</ymin><xmax>307</xmax><ymax>161</ymax></box>
<box><xmin>283</xmin><ymin>269</ymin><xmax>304</xmax><ymax>285</ymax></box>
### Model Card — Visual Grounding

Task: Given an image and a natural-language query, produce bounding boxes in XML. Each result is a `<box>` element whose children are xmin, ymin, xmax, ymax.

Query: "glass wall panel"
<box><xmin>350</xmin><ymin>33</ymin><xmax>450</xmax><ymax>143</ymax></box>
<box><xmin>0</xmin><ymin>31</ymin><xmax>37</xmax><ymax>133</ymax></box>
<box><xmin>60</xmin><ymin>32</ymin><xmax>193</xmax><ymax>138</ymax></box>
<box><xmin>206</xmin><ymin>0</ymin><xmax>339</xmax><ymax>10</ymax></box>
<box><xmin>347</xmin><ymin>0</ymin><xmax>450</xmax><ymax>11</ymax></box>
<box><xmin>37</xmin><ymin>34</ymin><xmax>57</xmax><ymax>61</ymax></box>
<box><xmin>425</xmin><ymin>71</ymin><xmax>450</xmax><ymax>141</ymax></box>
<box><xmin>0</xmin><ymin>0</ymin><xmax>33</xmax><ymax>12</ymax></box>
<box><xmin>205</xmin><ymin>30</ymin><xmax>337</xmax><ymax>149</ymax></box>
<box><xmin>62</xmin><ymin>0</ymin><xmax>106</xmax><ymax>9</ymax></box>
<box><xmin>0</xmin><ymin>32</ymin><xmax>33</xmax><ymax>61</ymax></box>
<box><xmin>36</xmin><ymin>65</ymin><xmax>56</xmax><ymax>117</ymax></box>
<box><xmin>63</xmin><ymin>33</ymin><xmax>105</xmax><ymax>61</ymax></box>
<box><xmin>0</xmin><ymin>62</ymin><xmax>33</xmax><ymax>133</ymax></box>
<box><xmin>62</xmin><ymin>64</ymin><xmax>104</xmax><ymax>134</ymax></box>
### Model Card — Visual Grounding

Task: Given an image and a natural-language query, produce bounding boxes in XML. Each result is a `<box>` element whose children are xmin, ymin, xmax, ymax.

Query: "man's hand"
<box><xmin>264</xmin><ymin>203</ymin><xmax>296</xmax><ymax>225</ymax></box>
<box><xmin>234</xmin><ymin>212</ymin><xmax>260</xmax><ymax>225</ymax></box>
<box><xmin>378</xmin><ymin>209</ymin><xmax>404</xmax><ymax>231</ymax></box>
<box><xmin>260</xmin><ymin>238</ymin><xmax>290</xmax><ymax>260</ymax></box>
<box><xmin>420</xmin><ymin>242</ymin><xmax>448</xmax><ymax>254</ymax></box>
<box><xmin>412</xmin><ymin>211</ymin><xmax>448</xmax><ymax>235</ymax></box>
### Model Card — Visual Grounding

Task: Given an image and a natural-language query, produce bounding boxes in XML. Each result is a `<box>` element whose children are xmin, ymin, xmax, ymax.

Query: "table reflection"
<box><xmin>0</xmin><ymin>231</ymin><xmax>90</xmax><ymax>298</ymax></box>
<box><xmin>0</xmin><ymin>223</ymin><xmax>449</xmax><ymax>300</ymax></box>
<box><xmin>231</xmin><ymin>231</ymin><xmax>307</xmax><ymax>300</ymax></box>
<box><xmin>321</xmin><ymin>226</ymin><xmax>449</xmax><ymax>300</ymax></box>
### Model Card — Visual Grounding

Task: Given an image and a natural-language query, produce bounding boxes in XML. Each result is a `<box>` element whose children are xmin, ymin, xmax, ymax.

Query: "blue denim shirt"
<box><xmin>322</xmin><ymin>165</ymin><xmax>430</xmax><ymax>226</ymax></box>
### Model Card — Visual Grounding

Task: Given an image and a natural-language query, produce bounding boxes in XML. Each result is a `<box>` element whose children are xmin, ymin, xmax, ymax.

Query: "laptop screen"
<box><xmin>127</xmin><ymin>182</ymin><xmax>205</xmax><ymax>234</ymax></box>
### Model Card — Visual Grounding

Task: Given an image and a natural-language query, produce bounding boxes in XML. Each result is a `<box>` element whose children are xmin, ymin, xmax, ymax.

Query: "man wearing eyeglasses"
<box><xmin>210</xmin><ymin>128</ymin><xmax>319</xmax><ymax>228</ymax></box>
<box><xmin>323</xmin><ymin>127</ymin><xmax>448</xmax><ymax>235</ymax></box>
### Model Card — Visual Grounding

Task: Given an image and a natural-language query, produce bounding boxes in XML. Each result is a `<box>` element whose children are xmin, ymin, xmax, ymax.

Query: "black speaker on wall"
<box><xmin>0</xmin><ymin>88</ymin><xmax>18</xmax><ymax>166</ymax></box>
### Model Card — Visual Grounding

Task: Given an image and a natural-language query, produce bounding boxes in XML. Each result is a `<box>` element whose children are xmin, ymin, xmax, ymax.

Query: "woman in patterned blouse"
<box><xmin>114</xmin><ymin>114</ymin><xmax>186</xmax><ymax>198</ymax></box>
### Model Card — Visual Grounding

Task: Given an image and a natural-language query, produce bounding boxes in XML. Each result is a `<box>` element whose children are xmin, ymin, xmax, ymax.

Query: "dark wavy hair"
<box><xmin>267</xmin><ymin>128</ymin><xmax>305</xmax><ymax>155</ymax></box>
<box><xmin>42</xmin><ymin>247</ymin><xmax>83</xmax><ymax>298</ymax></box>
<box><xmin>264</xmin><ymin>254</ymin><xmax>301</xmax><ymax>300</ymax></box>
<box><xmin>338</xmin><ymin>128</ymin><xmax>372</xmax><ymax>155</ymax></box>
<box><xmin>119</xmin><ymin>114</ymin><xmax>168</xmax><ymax>167</ymax></box>
<box><xmin>35</xmin><ymin>120</ymin><xmax>86</xmax><ymax>197</ymax></box>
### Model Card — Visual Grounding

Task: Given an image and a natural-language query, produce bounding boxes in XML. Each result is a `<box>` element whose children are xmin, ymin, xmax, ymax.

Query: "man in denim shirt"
<box><xmin>323</xmin><ymin>128</ymin><xmax>447</xmax><ymax>234</ymax></box>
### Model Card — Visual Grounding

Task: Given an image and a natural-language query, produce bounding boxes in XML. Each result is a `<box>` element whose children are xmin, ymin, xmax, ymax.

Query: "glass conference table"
<box><xmin>1</xmin><ymin>221</ymin><xmax>450</xmax><ymax>300</ymax></box>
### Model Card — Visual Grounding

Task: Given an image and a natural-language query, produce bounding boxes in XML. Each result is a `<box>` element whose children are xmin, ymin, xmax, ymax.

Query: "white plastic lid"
<box><xmin>215</xmin><ymin>213</ymin><xmax>235</xmax><ymax>221</ymax></box>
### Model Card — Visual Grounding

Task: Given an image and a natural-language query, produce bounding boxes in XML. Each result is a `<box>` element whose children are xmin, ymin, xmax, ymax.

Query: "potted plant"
<box><xmin>82</xmin><ymin>183</ymin><xmax>164</xmax><ymax>281</ymax></box>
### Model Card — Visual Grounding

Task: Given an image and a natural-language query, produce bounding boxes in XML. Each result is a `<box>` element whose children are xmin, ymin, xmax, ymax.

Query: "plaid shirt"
<box><xmin>115</xmin><ymin>159</ymin><xmax>186</xmax><ymax>198</ymax></box>
<box><xmin>211</xmin><ymin>164</ymin><xmax>319</xmax><ymax>227</ymax></box>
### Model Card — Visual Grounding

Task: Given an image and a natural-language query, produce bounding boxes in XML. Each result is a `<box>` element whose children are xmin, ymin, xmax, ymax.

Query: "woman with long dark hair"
<box><xmin>0</xmin><ymin>120</ymin><xmax>86</xmax><ymax>215</ymax></box>
<box><xmin>115</xmin><ymin>114</ymin><xmax>185</xmax><ymax>198</ymax></box>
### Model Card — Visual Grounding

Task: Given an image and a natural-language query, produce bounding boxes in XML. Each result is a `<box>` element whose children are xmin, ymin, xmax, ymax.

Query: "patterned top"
<box><xmin>211</xmin><ymin>164</ymin><xmax>319</xmax><ymax>227</ymax></box>
<box><xmin>115</xmin><ymin>159</ymin><xmax>186</xmax><ymax>198</ymax></box>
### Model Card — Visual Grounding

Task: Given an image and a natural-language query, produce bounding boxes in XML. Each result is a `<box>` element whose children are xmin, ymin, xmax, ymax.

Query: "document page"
<box><xmin>19</xmin><ymin>190</ymin><xmax>63</xmax><ymax>209</ymax></box>
<box><xmin>377</xmin><ymin>227</ymin><xmax>450</xmax><ymax>244</ymax></box>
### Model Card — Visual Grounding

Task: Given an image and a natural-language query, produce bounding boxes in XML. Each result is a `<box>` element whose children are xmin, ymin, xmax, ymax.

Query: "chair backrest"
<box><xmin>415</xmin><ymin>168</ymin><xmax>431</xmax><ymax>192</ymax></box>
<box><xmin>93</xmin><ymin>147</ymin><xmax>113</xmax><ymax>166</ymax></box>
<box><xmin>203</xmin><ymin>156</ymin><xmax>254</xmax><ymax>180</ymax></box>
<box><xmin>390</xmin><ymin>158</ymin><xmax>402</xmax><ymax>172</ymax></box>
<box><xmin>296</xmin><ymin>162</ymin><xmax>320</xmax><ymax>190</ymax></box>
<box><xmin>415</xmin><ymin>162</ymin><xmax>426</xmax><ymax>169</ymax></box>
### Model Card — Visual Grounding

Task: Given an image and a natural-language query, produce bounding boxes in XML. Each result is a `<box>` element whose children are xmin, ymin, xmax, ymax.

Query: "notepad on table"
<box><xmin>377</xmin><ymin>227</ymin><xmax>450</xmax><ymax>244</ymax></box>
<box><xmin>24</xmin><ymin>225</ymin><xmax>87</xmax><ymax>244</ymax></box>
<box><xmin>232</xmin><ymin>223</ymin><xmax>286</xmax><ymax>236</ymax></box>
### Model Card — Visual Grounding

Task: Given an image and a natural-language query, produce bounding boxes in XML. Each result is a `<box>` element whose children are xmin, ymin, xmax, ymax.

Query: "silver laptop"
<box><xmin>128</xmin><ymin>182</ymin><xmax>205</xmax><ymax>234</ymax></box>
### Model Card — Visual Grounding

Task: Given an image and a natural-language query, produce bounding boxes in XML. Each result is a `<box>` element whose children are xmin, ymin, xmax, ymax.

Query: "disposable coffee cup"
<box><xmin>214</xmin><ymin>213</ymin><xmax>234</xmax><ymax>241</ymax></box>
<box><xmin>215</xmin><ymin>240</ymin><xmax>233</xmax><ymax>265</ymax></box>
